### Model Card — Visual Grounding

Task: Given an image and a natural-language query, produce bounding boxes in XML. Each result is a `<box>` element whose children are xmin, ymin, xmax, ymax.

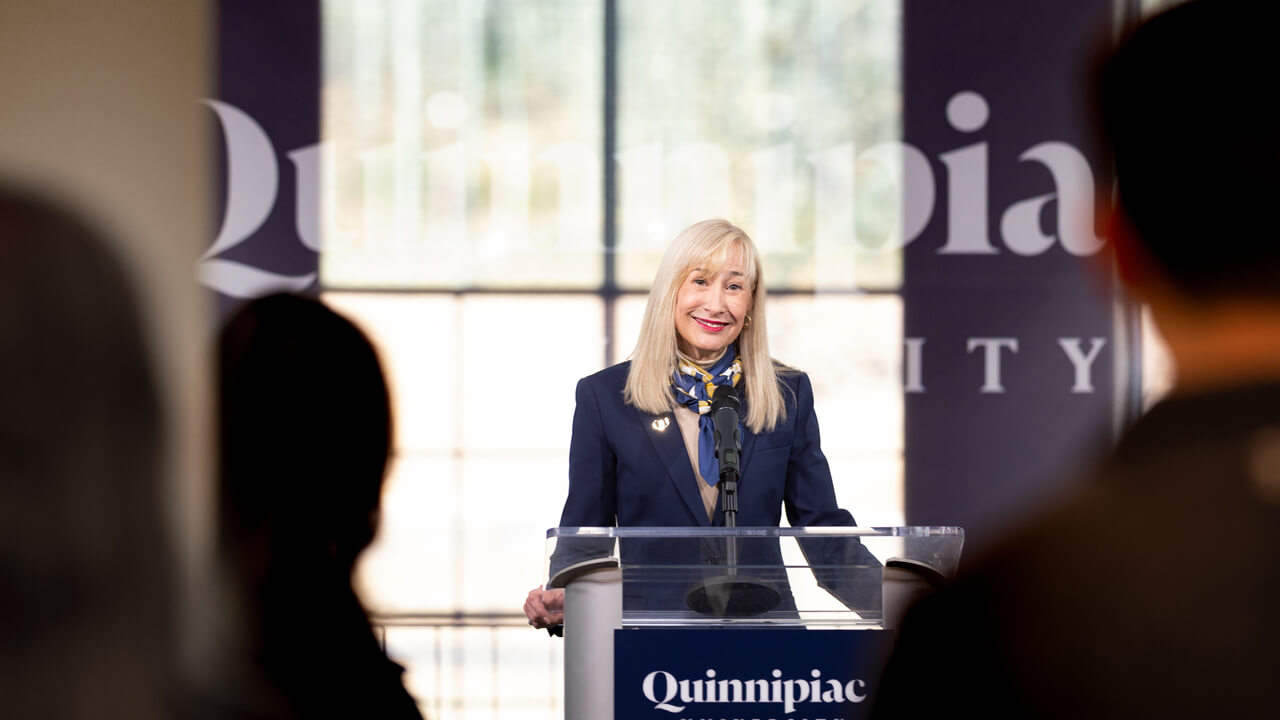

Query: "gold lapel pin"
<box><xmin>651</xmin><ymin>417</ymin><xmax>670</xmax><ymax>432</ymax></box>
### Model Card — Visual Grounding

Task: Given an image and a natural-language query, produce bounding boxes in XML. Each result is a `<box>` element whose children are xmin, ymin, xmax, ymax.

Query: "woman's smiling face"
<box><xmin>673</xmin><ymin>245</ymin><xmax>752</xmax><ymax>364</ymax></box>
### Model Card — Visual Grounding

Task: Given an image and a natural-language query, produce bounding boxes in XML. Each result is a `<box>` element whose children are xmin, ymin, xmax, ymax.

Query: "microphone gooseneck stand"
<box><xmin>685</xmin><ymin>387</ymin><xmax>781</xmax><ymax>618</ymax></box>
<box><xmin>718</xmin><ymin>420</ymin><xmax>741</xmax><ymax>570</ymax></box>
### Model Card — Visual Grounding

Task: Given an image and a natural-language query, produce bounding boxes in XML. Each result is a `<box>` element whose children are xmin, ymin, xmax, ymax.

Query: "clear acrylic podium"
<box><xmin>546</xmin><ymin>526</ymin><xmax>964</xmax><ymax>720</ymax></box>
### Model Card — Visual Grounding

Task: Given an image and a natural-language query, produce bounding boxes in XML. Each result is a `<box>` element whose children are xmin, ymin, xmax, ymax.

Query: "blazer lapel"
<box><xmin>738</xmin><ymin>403</ymin><xmax>758</xmax><ymax>483</ymax></box>
<box><xmin>635</xmin><ymin>405</ymin><xmax>710</xmax><ymax>526</ymax></box>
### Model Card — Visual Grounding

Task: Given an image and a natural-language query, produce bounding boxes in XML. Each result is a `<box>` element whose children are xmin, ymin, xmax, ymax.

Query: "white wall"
<box><xmin>0</xmin><ymin>0</ymin><xmax>214</xmax><ymax>673</ymax></box>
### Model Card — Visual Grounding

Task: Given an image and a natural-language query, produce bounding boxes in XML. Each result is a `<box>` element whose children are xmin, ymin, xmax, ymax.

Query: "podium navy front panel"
<box><xmin>615</xmin><ymin>628</ymin><xmax>895</xmax><ymax>720</ymax></box>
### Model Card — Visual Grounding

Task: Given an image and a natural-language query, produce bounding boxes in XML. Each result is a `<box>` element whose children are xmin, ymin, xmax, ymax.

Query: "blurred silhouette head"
<box><xmin>218</xmin><ymin>293</ymin><xmax>392</xmax><ymax>576</ymax></box>
<box><xmin>0</xmin><ymin>181</ymin><xmax>169</xmax><ymax>717</ymax></box>
<box><xmin>1099</xmin><ymin>0</ymin><xmax>1280</xmax><ymax>301</ymax></box>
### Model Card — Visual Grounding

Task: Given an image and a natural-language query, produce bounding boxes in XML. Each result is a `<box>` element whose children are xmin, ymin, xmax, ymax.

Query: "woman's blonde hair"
<box><xmin>623</xmin><ymin>219</ymin><xmax>788</xmax><ymax>433</ymax></box>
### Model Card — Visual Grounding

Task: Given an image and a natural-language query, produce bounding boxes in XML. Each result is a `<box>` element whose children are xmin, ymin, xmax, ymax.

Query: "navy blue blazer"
<box><xmin>558</xmin><ymin>361</ymin><xmax>856</xmax><ymax>530</ymax></box>
<box><xmin>552</xmin><ymin>362</ymin><xmax>880</xmax><ymax>616</ymax></box>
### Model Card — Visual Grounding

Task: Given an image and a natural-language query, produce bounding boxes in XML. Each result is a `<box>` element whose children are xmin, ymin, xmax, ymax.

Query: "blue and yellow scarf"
<box><xmin>670</xmin><ymin>347</ymin><xmax>742</xmax><ymax>486</ymax></box>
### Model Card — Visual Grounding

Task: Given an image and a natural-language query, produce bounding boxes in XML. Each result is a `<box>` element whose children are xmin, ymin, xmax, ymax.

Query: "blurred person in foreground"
<box><xmin>0</xmin><ymin>182</ymin><xmax>174</xmax><ymax>717</ymax></box>
<box><xmin>525</xmin><ymin>218</ymin><xmax>878</xmax><ymax>631</ymax></box>
<box><xmin>211</xmin><ymin>293</ymin><xmax>422</xmax><ymax>719</ymax></box>
<box><xmin>871</xmin><ymin>1</ymin><xmax>1280</xmax><ymax>717</ymax></box>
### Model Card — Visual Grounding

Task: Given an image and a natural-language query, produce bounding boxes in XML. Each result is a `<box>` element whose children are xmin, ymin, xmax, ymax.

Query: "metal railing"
<box><xmin>371</xmin><ymin>612</ymin><xmax>563</xmax><ymax>720</ymax></box>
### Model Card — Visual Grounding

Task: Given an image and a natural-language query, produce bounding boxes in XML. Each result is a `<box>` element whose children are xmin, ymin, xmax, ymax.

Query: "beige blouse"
<box><xmin>673</xmin><ymin>403</ymin><xmax>719</xmax><ymax>521</ymax></box>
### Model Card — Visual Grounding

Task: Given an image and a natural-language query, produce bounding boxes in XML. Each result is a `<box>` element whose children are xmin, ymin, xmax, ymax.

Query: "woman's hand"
<box><xmin>524</xmin><ymin>586</ymin><xmax>565</xmax><ymax>629</ymax></box>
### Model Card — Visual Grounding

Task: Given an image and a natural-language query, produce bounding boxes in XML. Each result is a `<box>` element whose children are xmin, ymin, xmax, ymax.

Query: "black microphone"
<box><xmin>711</xmin><ymin>385</ymin><xmax>742</xmax><ymax>481</ymax></box>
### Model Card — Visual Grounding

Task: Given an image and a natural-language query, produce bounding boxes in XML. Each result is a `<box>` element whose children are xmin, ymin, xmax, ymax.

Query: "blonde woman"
<box><xmin>525</xmin><ymin>219</ymin><xmax>868</xmax><ymax>630</ymax></box>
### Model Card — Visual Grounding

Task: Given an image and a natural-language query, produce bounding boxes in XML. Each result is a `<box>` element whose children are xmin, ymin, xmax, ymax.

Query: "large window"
<box><xmin>322</xmin><ymin>2</ymin><xmax>904</xmax><ymax>717</ymax></box>
<box><xmin>323</xmin><ymin>1</ymin><xmax>604</xmax><ymax>289</ymax></box>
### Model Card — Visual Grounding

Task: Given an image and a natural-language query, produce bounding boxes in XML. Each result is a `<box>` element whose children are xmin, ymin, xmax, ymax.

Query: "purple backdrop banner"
<box><xmin>902</xmin><ymin>0</ymin><xmax>1121</xmax><ymax>554</ymax></box>
<box><xmin>206</xmin><ymin>0</ymin><xmax>321</xmax><ymax>313</ymax></box>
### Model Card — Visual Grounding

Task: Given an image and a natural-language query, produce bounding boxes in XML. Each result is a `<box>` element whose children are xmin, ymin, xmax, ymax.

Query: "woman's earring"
<box><xmin>744</xmin><ymin>315</ymin><xmax>752</xmax><ymax>328</ymax></box>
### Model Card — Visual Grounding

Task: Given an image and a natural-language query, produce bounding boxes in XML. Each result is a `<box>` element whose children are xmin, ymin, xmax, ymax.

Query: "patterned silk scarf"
<box><xmin>670</xmin><ymin>347</ymin><xmax>743</xmax><ymax>485</ymax></box>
